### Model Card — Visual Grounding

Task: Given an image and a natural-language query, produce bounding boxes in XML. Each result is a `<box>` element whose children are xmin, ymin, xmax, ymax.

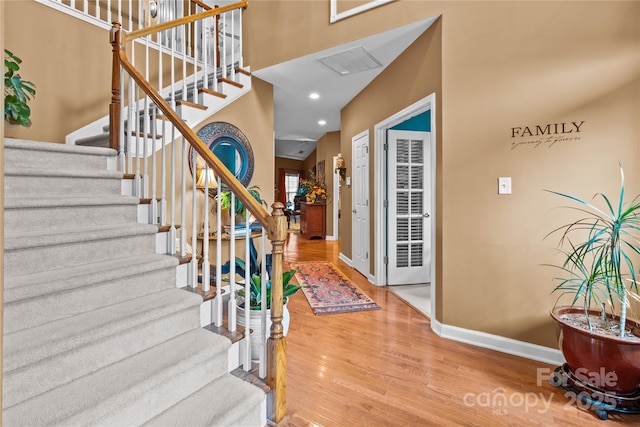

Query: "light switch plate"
<box><xmin>498</xmin><ymin>177</ymin><xmax>512</xmax><ymax>194</ymax></box>
<box><xmin>346</xmin><ymin>177</ymin><xmax>351</xmax><ymax>186</ymax></box>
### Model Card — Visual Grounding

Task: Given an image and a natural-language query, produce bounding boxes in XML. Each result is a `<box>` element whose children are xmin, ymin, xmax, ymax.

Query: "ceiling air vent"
<box><xmin>317</xmin><ymin>46</ymin><xmax>382</xmax><ymax>76</ymax></box>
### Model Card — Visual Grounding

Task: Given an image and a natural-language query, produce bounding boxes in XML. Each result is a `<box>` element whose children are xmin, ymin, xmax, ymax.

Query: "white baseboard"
<box><xmin>326</xmin><ymin>235</ymin><xmax>338</xmax><ymax>241</ymax></box>
<box><xmin>338</xmin><ymin>253</ymin><xmax>352</xmax><ymax>266</ymax></box>
<box><xmin>430</xmin><ymin>318</ymin><xmax>565</xmax><ymax>366</ymax></box>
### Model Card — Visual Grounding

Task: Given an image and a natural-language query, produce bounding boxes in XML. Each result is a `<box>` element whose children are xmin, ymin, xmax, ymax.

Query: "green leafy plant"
<box><xmin>217</xmin><ymin>185</ymin><xmax>266</xmax><ymax>216</ymax></box>
<box><xmin>545</xmin><ymin>166</ymin><xmax>640</xmax><ymax>337</ymax></box>
<box><xmin>4</xmin><ymin>49</ymin><xmax>36</xmax><ymax>127</ymax></box>
<box><xmin>237</xmin><ymin>269</ymin><xmax>301</xmax><ymax>310</ymax></box>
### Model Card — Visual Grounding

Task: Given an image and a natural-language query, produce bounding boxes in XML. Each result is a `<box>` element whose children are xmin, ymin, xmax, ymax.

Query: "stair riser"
<box><xmin>4</xmin><ymin>233</ymin><xmax>157</xmax><ymax>277</ymax></box>
<box><xmin>5</xmin><ymin>148</ymin><xmax>111</xmax><ymax>171</ymax></box>
<box><xmin>96</xmin><ymin>355</ymin><xmax>224</xmax><ymax>426</ymax></box>
<box><xmin>4</xmin><ymin>306</ymin><xmax>206</xmax><ymax>408</ymax></box>
<box><xmin>4</xmin><ymin>204</ymin><xmax>138</xmax><ymax>233</ymax></box>
<box><xmin>4</xmin><ymin>267</ymin><xmax>177</xmax><ymax>334</ymax></box>
<box><xmin>4</xmin><ymin>175</ymin><xmax>122</xmax><ymax>197</ymax></box>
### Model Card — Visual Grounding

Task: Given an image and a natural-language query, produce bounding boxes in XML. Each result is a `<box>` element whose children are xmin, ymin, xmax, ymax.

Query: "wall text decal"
<box><xmin>510</xmin><ymin>121</ymin><xmax>585</xmax><ymax>150</ymax></box>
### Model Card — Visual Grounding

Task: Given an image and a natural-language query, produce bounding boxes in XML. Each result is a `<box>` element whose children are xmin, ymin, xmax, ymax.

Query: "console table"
<box><xmin>300</xmin><ymin>202</ymin><xmax>326</xmax><ymax>240</ymax></box>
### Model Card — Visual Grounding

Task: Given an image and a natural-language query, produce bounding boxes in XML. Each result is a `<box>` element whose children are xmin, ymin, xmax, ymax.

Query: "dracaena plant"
<box><xmin>545</xmin><ymin>166</ymin><xmax>640</xmax><ymax>337</ymax></box>
<box><xmin>4</xmin><ymin>49</ymin><xmax>36</xmax><ymax>127</ymax></box>
<box><xmin>237</xmin><ymin>269</ymin><xmax>301</xmax><ymax>310</ymax></box>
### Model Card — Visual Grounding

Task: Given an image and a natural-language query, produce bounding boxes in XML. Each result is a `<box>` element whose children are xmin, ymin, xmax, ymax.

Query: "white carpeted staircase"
<box><xmin>2</xmin><ymin>138</ymin><xmax>265</xmax><ymax>426</ymax></box>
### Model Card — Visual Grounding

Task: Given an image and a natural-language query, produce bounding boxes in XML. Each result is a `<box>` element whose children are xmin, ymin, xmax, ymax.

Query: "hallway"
<box><xmin>282</xmin><ymin>233</ymin><xmax>640</xmax><ymax>426</ymax></box>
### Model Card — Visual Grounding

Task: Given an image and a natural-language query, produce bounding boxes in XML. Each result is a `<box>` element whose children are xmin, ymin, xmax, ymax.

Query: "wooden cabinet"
<box><xmin>300</xmin><ymin>202</ymin><xmax>326</xmax><ymax>240</ymax></box>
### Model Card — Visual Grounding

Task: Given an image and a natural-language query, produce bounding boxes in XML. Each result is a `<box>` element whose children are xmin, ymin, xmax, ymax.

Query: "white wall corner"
<box><xmin>431</xmin><ymin>318</ymin><xmax>565</xmax><ymax>366</ymax></box>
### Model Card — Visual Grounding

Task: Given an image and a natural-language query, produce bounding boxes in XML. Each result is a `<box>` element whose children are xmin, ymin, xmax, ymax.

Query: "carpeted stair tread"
<box><xmin>3</xmin><ymin>195</ymin><xmax>140</xmax><ymax>208</ymax></box>
<box><xmin>144</xmin><ymin>373</ymin><xmax>265</xmax><ymax>427</ymax></box>
<box><xmin>4</xmin><ymin>166</ymin><xmax>122</xmax><ymax>179</ymax></box>
<box><xmin>4</xmin><ymin>138</ymin><xmax>115</xmax><ymax>171</ymax></box>
<box><xmin>3</xmin><ymin>288</ymin><xmax>203</xmax><ymax>374</ymax></box>
<box><xmin>4</xmin><ymin>255</ymin><xmax>179</xmax><ymax>334</ymax></box>
<box><xmin>4</xmin><ymin>222</ymin><xmax>158</xmax><ymax>249</ymax></box>
<box><xmin>4</xmin><ymin>138</ymin><xmax>115</xmax><ymax>156</ymax></box>
<box><xmin>3</xmin><ymin>329</ymin><xmax>232</xmax><ymax>426</ymax></box>
<box><xmin>4</xmin><ymin>253</ymin><xmax>178</xmax><ymax>299</ymax></box>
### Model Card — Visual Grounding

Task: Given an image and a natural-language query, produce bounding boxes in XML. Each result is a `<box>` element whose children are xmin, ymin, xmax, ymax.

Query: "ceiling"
<box><xmin>252</xmin><ymin>16</ymin><xmax>438</xmax><ymax>161</ymax></box>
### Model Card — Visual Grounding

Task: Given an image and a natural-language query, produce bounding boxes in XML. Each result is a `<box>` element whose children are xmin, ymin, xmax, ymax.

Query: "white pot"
<box><xmin>237</xmin><ymin>300</ymin><xmax>290</xmax><ymax>361</ymax></box>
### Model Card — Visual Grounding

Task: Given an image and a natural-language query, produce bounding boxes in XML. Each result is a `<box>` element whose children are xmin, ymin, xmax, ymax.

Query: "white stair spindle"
<box><xmin>190</xmin><ymin>148</ymin><xmax>198</xmax><ymax>288</ymax></box>
<box><xmin>106</xmin><ymin>0</ymin><xmax>111</xmax><ymax>27</ymax></box>
<box><xmin>201</xmin><ymin>165</ymin><xmax>211</xmax><ymax>294</ymax></box>
<box><xmin>214</xmin><ymin>175</ymin><xmax>223</xmax><ymax>326</ymax></box>
<box><xmin>242</xmin><ymin>211</ymin><xmax>251</xmax><ymax>370</ymax></box>
<box><xmin>180</xmin><ymin>137</ymin><xmax>187</xmax><ymax>257</ymax></box>
<box><xmin>168</xmin><ymin>123</ymin><xmax>176</xmax><ymax>256</ymax></box>
<box><xmin>118</xmin><ymin>66</ymin><xmax>125</xmax><ymax>172</ymax></box>
<box><xmin>228</xmin><ymin>194</ymin><xmax>236</xmax><ymax>332</ymax></box>
<box><xmin>221</xmin><ymin>12</ymin><xmax>227</xmax><ymax>79</ymax></box>
<box><xmin>259</xmin><ymin>230</ymin><xmax>267</xmax><ymax>379</ymax></box>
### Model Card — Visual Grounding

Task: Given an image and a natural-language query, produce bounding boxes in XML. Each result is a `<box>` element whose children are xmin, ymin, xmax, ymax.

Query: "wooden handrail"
<box><xmin>125</xmin><ymin>0</ymin><xmax>247</xmax><ymax>42</ymax></box>
<box><xmin>112</xmin><ymin>25</ymin><xmax>268</xmax><ymax>228</ymax></box>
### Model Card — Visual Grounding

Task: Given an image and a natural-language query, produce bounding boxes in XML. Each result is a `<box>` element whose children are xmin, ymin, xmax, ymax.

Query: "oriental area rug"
<box><xmin>290</xmin><ymin>261</ymin><xmax>381</xmax><ymax>315</ymax></box>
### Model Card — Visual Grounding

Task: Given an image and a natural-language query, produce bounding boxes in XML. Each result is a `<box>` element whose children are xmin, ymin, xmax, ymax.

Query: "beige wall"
<box><xmin>303</xmin><ymin>149</ymin><xmax>316</xmax><ymax>177</ymax></box>
<box><xmin>246</xmin><ymin>1</ymin><xmax>640</xmax><ymax>348</ymax></box>
<box><xmin>315</xmin><ymin>131</ymin><xmax>341</xmax><ymax>236</ymax></box>
<box><xmin>5</xmin><ymin>1</ymin><xmax>112</xmax><ymax>142</ymax></box>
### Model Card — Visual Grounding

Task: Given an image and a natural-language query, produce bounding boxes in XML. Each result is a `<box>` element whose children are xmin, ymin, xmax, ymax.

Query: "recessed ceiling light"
<box><xmin>318</xmin><ymin>120</ymin><xmax>327</xmax><ymax>126</ymax></box>
<box><xmin>309</xmin><ymin>92</ymin><xmax>320</xmax><ymax>100</ymax></box>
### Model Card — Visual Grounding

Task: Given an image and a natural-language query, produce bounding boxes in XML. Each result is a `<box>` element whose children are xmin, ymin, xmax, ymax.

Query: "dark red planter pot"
<box><xmin>551</xmin><ymin>306</ymin><xmax>640</xmax><ymax>395</ymax></box>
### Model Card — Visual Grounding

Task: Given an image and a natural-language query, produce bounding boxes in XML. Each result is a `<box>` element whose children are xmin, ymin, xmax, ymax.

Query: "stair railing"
<box><xmin>108</xmin><ymin>3</ymin><xmax>288</xmax><ymax>423</ymax></box>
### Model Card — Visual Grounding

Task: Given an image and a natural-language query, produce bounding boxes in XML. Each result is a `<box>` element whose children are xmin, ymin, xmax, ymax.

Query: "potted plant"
<box><xmin>545</xmin><ymin>166</ymin><xmax>640</xmax><ymax>404</ymax></box>
<box><xmin>236</xmin><ymin>269</ymin><xmax>301</xmax><ymax>360</ymax></box>
<box><xmin>216</xmin><ymin>185</ymin><xmax>266</xmax><ymax>224</ymax></box>
<box><xmin>4</xmin><ymin>49</ymin><xmax>36</xmax><ymax>127</ymax></box>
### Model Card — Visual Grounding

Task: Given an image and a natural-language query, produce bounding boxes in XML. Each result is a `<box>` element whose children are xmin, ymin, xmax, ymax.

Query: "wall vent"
<box><xmin>317</xmin><ymin>46</ymin><xmax>382</xmax><ymax>76</ymax></box>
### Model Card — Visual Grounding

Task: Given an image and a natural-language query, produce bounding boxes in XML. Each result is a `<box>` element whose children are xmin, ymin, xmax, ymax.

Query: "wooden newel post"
<box><xmin>109</xmin><ymin>23</ymin><xmax>122</xmax><ymax>151</ymax></box>
<box><xmin>267</xmin><ymin>202</ymin><xmax>288</xmax><ymax>424</ymax></box>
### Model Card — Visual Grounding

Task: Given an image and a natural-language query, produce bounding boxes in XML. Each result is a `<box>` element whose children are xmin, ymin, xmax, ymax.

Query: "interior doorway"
<box><xmin>374</xmin><ymin>94</ymin><xmax>436</xmax><ymax>319</ymax></box>
<box><xmin>352</xmin><ymin>130</ymin><xmax>370</xmax><ymax>279</ymax></box>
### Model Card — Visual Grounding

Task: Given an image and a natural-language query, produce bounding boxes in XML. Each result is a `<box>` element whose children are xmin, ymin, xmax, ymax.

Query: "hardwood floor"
<box><xmin>281</xmin><ymin>233</ymin><xmax>640</xmax><ymax>426</ymax></box>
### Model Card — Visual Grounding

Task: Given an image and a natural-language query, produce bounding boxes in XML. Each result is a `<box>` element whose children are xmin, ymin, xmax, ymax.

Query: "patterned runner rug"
<box><xmin>290</xmin><ymin>261</ymin><xmax>381</xmax><ymax>315</ymax></box>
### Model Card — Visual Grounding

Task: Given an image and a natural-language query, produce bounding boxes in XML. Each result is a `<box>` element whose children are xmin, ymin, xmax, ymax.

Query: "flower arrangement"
<box><xmin>297</xmin><ymin>169</ymin><xmax>327</xmax><ymax>204</ymax></box>
<box><xmin>306</xmin><ymin>185</ymin><xmax>326</xmax><ymax>203</ymax></box>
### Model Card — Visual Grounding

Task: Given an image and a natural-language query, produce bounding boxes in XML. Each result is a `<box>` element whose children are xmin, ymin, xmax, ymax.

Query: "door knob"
<box><xmin>423</xmin><ymin>213</ymin><xmax>430</xmax><ymax>218</ymax></box>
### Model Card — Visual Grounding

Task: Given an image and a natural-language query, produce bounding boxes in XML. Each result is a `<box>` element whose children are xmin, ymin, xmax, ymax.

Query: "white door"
<box><xmin>352</xmin><ymin>131</ymin><xmax>370</xmax><ymax>277</ymax></box>
<box><xmin>387</xmin><ymin>130</ymin><xmax>431</xmax><ymax>285</ymax></box>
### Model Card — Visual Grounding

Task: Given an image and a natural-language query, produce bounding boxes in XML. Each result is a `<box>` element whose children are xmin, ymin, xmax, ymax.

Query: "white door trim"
<box><xmin>373</xmin><ymin>94</ymin><xmax>437</xmax><ymax>316</ymax></box>
<box><xmin>352</xmin><ymin>129</ymin><xmax>371</xmax><ymax>278</ymax></box>
<box><xmin>327</xmin><ymin>155</ymin><xmax>340</xmax><ymax>241</ymax></box>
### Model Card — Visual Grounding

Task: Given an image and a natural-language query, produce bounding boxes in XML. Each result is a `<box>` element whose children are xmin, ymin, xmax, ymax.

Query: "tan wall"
<box><xmin>303</xmin><ymin>149</ymin><xmax>316</xmax><ymax>177</ymax></box>
<box><xmin>246</xmin><ymin>1</ymin><xmax>640</xmax><ymax>348</ymax></box>
<box><xmin>4</xmin><ymin>1</ymin><xmax>112</xmax><ymax>142</ymax></box>
<box><xmin>315</xmin><ymin>131</ymin><xmax>341</xmax><ymax>236</ymax></box>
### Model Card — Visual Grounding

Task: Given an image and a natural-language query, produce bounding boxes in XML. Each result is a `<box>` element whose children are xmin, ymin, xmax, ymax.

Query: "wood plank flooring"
<box><xmin>281</xmin><ymin>233</ymin><xmax>640</xmax><ymax>426</ymax></box>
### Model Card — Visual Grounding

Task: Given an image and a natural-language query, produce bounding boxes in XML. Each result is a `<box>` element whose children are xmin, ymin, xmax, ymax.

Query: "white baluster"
<box><xmin>259</xmin><ymin>230</ymin><xmax>267</xmax><ymax>378</ymax></box>
<box><xmin>180</xmin><ymin>137</ymin><xmax>187</xmax><ymax>257</ymax></box>
<box><xmin>190</xmin><ymin>148</ymin><xmax>198</xmax><ymax>288</ymax></box>
<box><xmin>214</xmin><ymin>175</ymin><xmax>222</xmax><ymax>326</ymax></box>
<box><xmin>228</xmin><ymin>193</ymin><xmax>236</xmax><ymax>332</ymax></box>
<box><xmin>201</xmin><ymin>165</ymin><xmax>211</xmax><ymax>293</ymax></box>
<box><xmin>242</xmin><ymin>210</ymin><xmax>251</xmax><ymax>370</ymax></box>
<box><xmin>118</xmin><ymin>67</ymin><xmax>125</xmax><ymax>172</ymax></box>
